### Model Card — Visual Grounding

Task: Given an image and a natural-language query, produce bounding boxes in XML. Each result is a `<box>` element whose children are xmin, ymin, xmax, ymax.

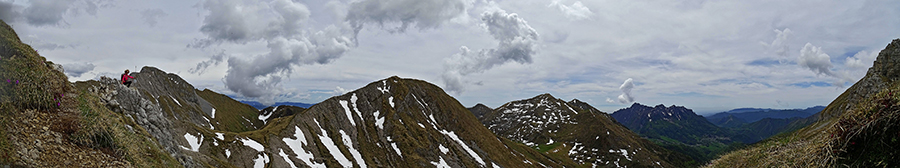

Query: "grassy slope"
<box><xmin>196</xmin><ymin>89</ymin><xmax>262</xmax><ymax>132</ymax></box>
<box><xmin>0</xmin><ymin>20</ymin><xmax>178</xmax><ymax>166</ymax></box>
<box><xmin>707</xmin><ymin>54</ymin><xmax>900</xmax><ymax>167</ymax></box>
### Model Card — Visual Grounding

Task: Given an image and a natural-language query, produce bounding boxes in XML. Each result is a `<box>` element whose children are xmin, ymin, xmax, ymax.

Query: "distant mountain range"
<box><xmin>704</xmin><ymin>106</ymin><xmax>825</xmax><ymax>127</ymax></box>
<box><xmin>238</xmin><ymin>101</ymin><xmax>316</xmax><ymax>109</ymax></box>
<box><xmin>610</xmin><ymin>103</ymin><xmax>753</xmax><ymax>164</ymax></box>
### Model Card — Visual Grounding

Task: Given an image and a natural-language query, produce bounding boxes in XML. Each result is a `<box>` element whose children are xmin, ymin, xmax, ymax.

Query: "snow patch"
<box><xmin>339</xmin><ymin>130</ymin><xmax>367</xmax><ymax>168</ymax></box>
<box><xmin>440</xmin><ymin>130</ymin><xmax>485</xmax><ymax>165</ymax></box>
<box><xmin>253</xmin><ymin>153</ymin><xmax>269</xmax><ymax>168</ymax></box>
<box><xmin>609</xmin><ymin>149</ymin><xmax>632</xmax><ymax>161</ymax></box>
<box><xmin>387</xmin><ymin>137</ymin><xmax>402</xmax><ymax>157</ymax></box>
<box><xmin>182</xmin><ymin>133</ymin><xmax>201</xmax><ymax>152</ymax></box>
<box><xmin>547</xmin><ymin>138</ymin><xmax>554</xmax><ymax>145</ymax></box>
<box><xmin>258</xmin><ymin>109</ymin><xmax>273</xmax><ymax>124</ymax></box>
<box><xmin>224</xmin><ymin>148</ymin><xmax>231</xmax><ymax>158</ymax></box>
<box><xmin>242</xmin><ymin>137</ymin><xmax>264</xmax><ymax>152</ymax></box>
<box><xmin>439</xmin><ymin>144</ymin><xmax>449</xmax><ymax>154</ymax></box>
<box><xmin>431</xmin><ymin>155</ymin><xmax>450</xmax><ymax>168</ymax></box>
<box><xmin>170</xmin><ymin>95</ymin><xmax>181</xmax><ymax>106</ymax></box>
<box><xmin>339</xmin><ymin>100</ymin><xmax>356</xmax><ymax>126</ymax></box>
<box><xmin>278</xmin><ymin>149</ymin><xmax>297</xmax><ymax>168</ymax></box>
<box><xmin>211</xmin><ymin>108</ymin><xmax>216</xmax><ymax>118</ymax></box>
<box><xmin>351</xmin><ymin>94</ymin><xmax>363</xmax><ymax>123</ymax></box>
<box><xmin>314</xmin><ymin>119</ymin><xmax>353</xmax><ymax>167</ymax></box>
<box><xmin>283</xmin><ymin>126</ymin><xmax>322</xmax><ymax>167</ymax></box>
<box><xmin>388</xmin><ymin>96</ymin><xmax>394</xmax><ymax>108</ymax></box>
<box><xmin>374</xmin><ymin>111</ymin><xmax>385</xmax><ymax>130</ymax></box>
<box><xmin>216</xmin><ymin>132</ymin><xmax>224</xmax><ymax>140</ymax></box>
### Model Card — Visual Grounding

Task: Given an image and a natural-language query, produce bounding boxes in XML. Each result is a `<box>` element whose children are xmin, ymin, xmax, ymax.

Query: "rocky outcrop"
<box><xmin>88</xmin><ymin>77</ymin><xmax>198</xmax><ymax>167</ymax></box>
<box><xmin>819</xmin><ymin>39</ymin><xmax>900</xmax><ymax>120</ymax></box>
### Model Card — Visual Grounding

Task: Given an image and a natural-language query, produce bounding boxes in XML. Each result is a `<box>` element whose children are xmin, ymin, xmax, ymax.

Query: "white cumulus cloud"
<box><xmin>548</xmin><ymin>0</ymin><xmax>593</xmax><ymax>20</ymax></box>
<box><xmin>442</xmin><ymin>8</ymin><xmax>540</xmax><ymax>95</ymax></box>
<box><xmin>607</xmin><ymin>78</ymin><xmax>635</xmax><ymax>104</ymax></box>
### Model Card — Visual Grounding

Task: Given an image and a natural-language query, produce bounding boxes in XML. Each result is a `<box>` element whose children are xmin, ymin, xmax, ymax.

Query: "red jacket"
<box><xmin>122</xmin><ymin>73</ymin><xmax>135</xmax><ymax>84</ymax></box>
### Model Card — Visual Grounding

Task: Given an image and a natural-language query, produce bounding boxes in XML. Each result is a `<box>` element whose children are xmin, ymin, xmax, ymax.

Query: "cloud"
<box><xmin>140</xmin><ymin>9</ymin><xmax>167</xmax><ymax>27</ymax></box>
<box><xmin>0</xmin><ymin>1</ymin><xmax>21</xmax><ymax>23</ymax></box>
<box><xmin>442</xmin><ymin>9</ymin><xmax>540</xmax><ymax>95</ymax></box>
<box><xmin>188</xmin><ymin>51</ymin><xmax>227</xmax><ymax>75</ymax></box>
<box><xmin>0</xmin><ymin>0</ymin><xmax>112</xmax><ymax>26</ymax></box>
<box><xmin>799</xmin><ymin>43</ymin><xmax>836</xmax><ymax>77</ymax></box>
<box><xmin>193</xmin><ymin>0</ymin><xmax>469</xmax><ymax>105</ymax></box>
<box><xmin>799</xmin><ymin>43</ymin><xmax>854</xmax><ymax>87</ymax></box>
<box><xmin>62</xmin><ymin>62</ymin><xmax>96</xmax><ymax>77</ymax></box>
<box><xmin>761</xmin><ymin>28</ymin><xmax>792</xmax><ymax>61</ymax></box>
<box><xmin>548</xmin><ymin>0</ymin><xmax>593</xmax><ymax>20</ymax></box>
<box><xmin>606</xmin><ymin>78</ymin><xmax>635</xmax><ymax>104</ymax></box>
<box><xmin>345</xmin><ymin>0</ymin><xmax>468</xmax><ymax>33</ymax></box>
<box><xmin>845</xmin><ymin>50</ymin><xmax>877</xmax><ymax>70</ymax></box>
<box><xmin>333</xmin><ymin>86</ymin><xmax>349</xmax><ymax>96</ymax></box>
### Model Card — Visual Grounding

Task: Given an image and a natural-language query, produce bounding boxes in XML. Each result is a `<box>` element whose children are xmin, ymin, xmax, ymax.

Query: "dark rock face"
<box><xmin>467</xmin><ymin>103</ymin><xmax>492</xmax><ymax>120</ymax></box>
<box><xmin>258</xmin><ymin>105</ymin><xmax>305</xmax><ymax>124</ymax></box>
<box><xmin>820</xmin><ymin>39</ymin><xmax>900</xmax><ymax>120</ymax></box>
<box><xmin>88</xmin><ymin>76</ymin><xmax>198</xmax><ymax>167</ymax></box>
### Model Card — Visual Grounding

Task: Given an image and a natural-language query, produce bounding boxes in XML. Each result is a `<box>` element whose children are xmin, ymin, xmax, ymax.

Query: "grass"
<box><xmin>197</xmin><ymin>89</ymin><xmax>262</xmax><ymax>132</ymax></box>
<box><xmin>532</xmin><ymin>142</ymin><xmax>562</xmax><ymax>153</ymax></box>
<box><xmin>0</xmin><ymin>103</ymin><xmax>13</xmax><ymax>164</ymax></box>
<box><xmin>0</xmin><ymin>19</ymin><xmax>180</xmax><ymax>167</ymax></box>
<box><xmin>70</xmin><ymin>90</ymin><xmax>181</xmax><ymax>167</ymax></box>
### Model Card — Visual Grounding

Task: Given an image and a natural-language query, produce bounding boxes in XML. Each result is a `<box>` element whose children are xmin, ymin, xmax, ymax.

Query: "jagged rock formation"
<box><xmin>611</xmin><ymin>103</ymin><xmax>750</xmax><ymax>164</ymax></box>
<box><xmin>479</xmin><ymin>94</ymin><xmax>687</xmax><ymax>167</ymax></box>
<box><xmin>88</xmin><ymin>76</ymin><xmax>201</xmax><ymax>167</ymax></box>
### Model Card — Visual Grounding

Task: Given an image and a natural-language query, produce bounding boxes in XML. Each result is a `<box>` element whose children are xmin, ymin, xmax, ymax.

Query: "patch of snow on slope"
<box><xmin>340</xmin><ymin>130</ymin><xmax>367</xmax><ymax>168</ymax></box>
<box><xmin>283</xmin><ymin>126</ymin><xmax>322</xmax><ymax>167</ymax></box>
<box><xmin>314</xmin><ymin>119</ymin><xmax>353</xmax><ymax>167</ymax></box>
<box><xmin>431</xmin><ymin>155</ymin><xmax>450</xmax><ymax>168</ymax></box>
<box><xmin>170</xmin><ymin>95</ymin><xmax>181</xmax><ymax>106</ymax></box>
<box><xmin>439</xmin><ymin>144</ymin><xmax>449</xmax><ymax>154</ymax></box>
<box><xmin>440</xmin><ymin>130</ymin><xmax>485</xmax><ymax>165</ymax></box>
<box><xmin>609</xmin><ymin>149</ymin><xmax>631</xmax><ymax>161</ymax></box>
<box><xmin>378</xmin><ymin>80</ymin><xmax>390</xmax><ymax>93</ymax></box>
<box><xmin>492</xmin><ymin>162</ymin><xmax>501</xmax><ymax>168</ymax></box>
<box><xmin>211</xmin><ymin>108</ymin><xmax>216</xmax><ymax>118</ymax></box>
<box><xmin>253</xmin><ymin>153</ymin><xmax>268</xmax><ymax>168</ymax></box>
<box><xmin>565</xmin><ymin>103</ymin><xmax>577</xmax><ymax>114</ymax></box>
<box><xmin>374</xmin><ymin>111</ymin><xmax>385</xmax><ymax>130</ymax></box>
<box><xmin>216</xmin><ymin>132</ymin><xmax>224</xmax><ymax>140</ymax></box>
<box><xmin>339</xmin><ymin>100</ymin><xmax>357</xmax><ymax>126</ymax></box>
<box><xmin>387</xmin><ymin>137</ymin><xmax>402</xmax><ymax>157</ymax></box>
<box><xmin>182</xmin><ymin>133</ymin><xmax>201</xmax><ymax>152</ymax></box>
<box><xmin>258</xmin><ymin>109</ymin><xmax>273</xmax><ymax>124</ymax></box>
<box><xmin>242</xmin><ymin>137</ymin><xmax>264</xmax><ymax>152</ymax></box>
<box><xmin>225</xmin><ymin>148</ymin><xmax>230</xmax><ymax>158</ymax></box>
<box><xmin>388</xmin><ymin>97</ymin><xmax>394</xmax><ymax>108</ymax></box>
<box><xmin>278</xmin><ymin>149</ymin><xmax>297</xmax><ymax>168</ymax></box>
<box><xmin>351</xmin><ymin>94</ymin><xmax>363</xmax><ymax>122</ymax></box>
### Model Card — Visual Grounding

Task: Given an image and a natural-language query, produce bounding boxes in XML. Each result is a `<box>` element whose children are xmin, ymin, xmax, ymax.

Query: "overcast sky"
<box><xmin>3</xmin><ymin>0</ymin><xmax>899</xmax><ymax>114</ymax></box>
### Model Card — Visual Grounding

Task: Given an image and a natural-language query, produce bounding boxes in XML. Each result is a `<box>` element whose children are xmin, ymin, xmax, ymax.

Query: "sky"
<box><xmin>2</xmin><ymin>0</ymin><xmax>899</xmax><ymax>115</ymax></box>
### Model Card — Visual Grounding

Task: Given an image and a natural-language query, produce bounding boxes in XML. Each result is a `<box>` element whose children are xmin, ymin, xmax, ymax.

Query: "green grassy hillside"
<box><xmin>1</xmin><ymin>19</ymin><xmax>178</xmax><ymax>167</ymax></box>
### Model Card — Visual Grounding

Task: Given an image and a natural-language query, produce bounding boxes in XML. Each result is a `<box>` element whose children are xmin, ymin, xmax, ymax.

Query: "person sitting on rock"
<box><xmin>121</xmin><ymin>69</ymin><xmax>135</xmax><ymax>87</ymax></box>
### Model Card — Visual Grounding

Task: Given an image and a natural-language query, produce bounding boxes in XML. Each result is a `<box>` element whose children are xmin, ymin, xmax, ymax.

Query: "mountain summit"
<box><xmin>478</xmin><ymin>94</ymin><xmax>690</xmax><ymax>167</ymax></box>
<box><xmin>611</xmin><ymin>103</ymin><xmax>749</xmax><ymax>163</ymax></box>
